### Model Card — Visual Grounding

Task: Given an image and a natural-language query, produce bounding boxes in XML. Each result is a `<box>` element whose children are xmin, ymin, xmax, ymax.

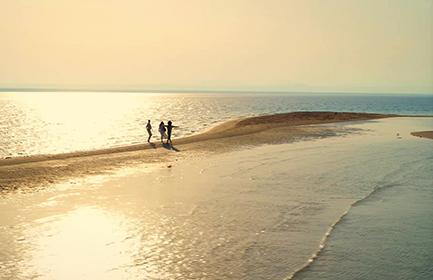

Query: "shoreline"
<box><xmin>0</xmin><ymin>112</ymin><xmax>392</xmax><ymax>167</ymax></box>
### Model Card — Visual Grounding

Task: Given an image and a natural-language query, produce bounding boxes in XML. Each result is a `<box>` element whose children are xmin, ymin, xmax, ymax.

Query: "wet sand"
<box><xmin>411</xmin><ymin>131</ymin><xmax>433</xmax><ymax>140</ymax></box>
<box><xmin>0</xmin><ymin>112</ymin><xmax>391</xmax><ymax>191</ymax></box>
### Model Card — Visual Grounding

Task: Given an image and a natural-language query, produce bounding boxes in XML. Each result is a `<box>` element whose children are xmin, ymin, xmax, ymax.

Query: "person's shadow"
<box><xmin>148</xmin><ymin>143</ymin><xmax>156</xmax><ymax>149</ymax></box>
<box><xmin>162</xmin><ymin>143</ymin><xmax>180</xmax><ymax>152</ymax></box>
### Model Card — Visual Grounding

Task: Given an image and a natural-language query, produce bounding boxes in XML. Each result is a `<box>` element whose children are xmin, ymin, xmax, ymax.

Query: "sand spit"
<box><xmin>0</xmin><ymin>112</ymin><xmax>392</xmax><ymax>191</ymax></box>
<box><xmin>1</xmin><ymin>112</ymin><xmax>390</xmax><ymax>167</ymax></box>
<box><xmin>411</xmin><ymin>131</ymin><xmax>433</xmax><ymax>140</ymax></box>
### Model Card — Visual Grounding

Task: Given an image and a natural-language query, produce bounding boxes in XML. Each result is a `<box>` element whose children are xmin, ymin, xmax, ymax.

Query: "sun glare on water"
<box><xmin>21</xmin><ymin>206</ymin><xmax>147</xmax><ymax>279</ymax></box>
<box><xmin>10</xmin><ymin>92</ymin><xmax>148</xmax><ymax>154</ymax></box>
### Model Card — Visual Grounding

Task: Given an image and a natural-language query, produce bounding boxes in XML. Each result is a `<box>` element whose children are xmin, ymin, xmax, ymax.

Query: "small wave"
<box><xmin>284</xmin><ymin>182</ymin><xmax>401</xmax><ymax>280</ymax></box>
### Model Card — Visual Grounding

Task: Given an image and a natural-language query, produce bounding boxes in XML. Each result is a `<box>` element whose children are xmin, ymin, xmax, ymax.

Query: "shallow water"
<box><xmin>1</xmin><ymin>91</ymin><xmax>432</xmax><ymax>157</ymax></box>
<box><xmin>292</xmin><ymin>132</ymin><xmax>433</xmax><ymax>280</ymax></box>
<box><xmin>0</xmin><ymin>117</ymin><xmax>431</xmax><ymax>280</ymax></box>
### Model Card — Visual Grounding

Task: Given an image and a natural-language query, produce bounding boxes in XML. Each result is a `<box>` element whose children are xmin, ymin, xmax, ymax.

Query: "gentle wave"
<box><xmin>285</xmin><ymin>182</ymin><xmax>401</xmax><ymax>280</ymax></box>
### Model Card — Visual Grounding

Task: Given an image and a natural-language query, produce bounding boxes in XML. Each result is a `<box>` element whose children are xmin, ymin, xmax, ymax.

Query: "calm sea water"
<box><xmin>292</xmin><ymin>118</ymin><xmax>433</xmax><ymax>280</ymax></box>
<box><xmin>0</xmin><ymin>92</ymin><xmax>432</xmax><ymax>158</ymax></box>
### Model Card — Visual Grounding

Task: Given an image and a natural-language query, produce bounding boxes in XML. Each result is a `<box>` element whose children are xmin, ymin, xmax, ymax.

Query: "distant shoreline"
<box><xmin>1</xmin><ymin>88</ymin><xmax>433</xmax><ymax>96</ymax></box>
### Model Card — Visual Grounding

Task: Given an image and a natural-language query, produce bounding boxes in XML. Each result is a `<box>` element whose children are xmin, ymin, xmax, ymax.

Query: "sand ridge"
<box><xmin>411</xmin><ymin>131</ymin><xmax>433</xmax><ymax>140</ymax></box>
<box><xmin>0</xmin><ymin>112</ymin><xmax>393</xmax><ymax>191</ymax></box>
<box><xmin>0</xmin><ymin>111</ymin><xmax>391</xmax><ymax>167</ymax></box>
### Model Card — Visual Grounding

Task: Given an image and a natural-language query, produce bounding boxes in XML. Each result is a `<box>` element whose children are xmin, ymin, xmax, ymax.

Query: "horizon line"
<box><xmin>0</xmin><ymin>87</ymin><xmax>432</xmax><ymax>95</ymax></box>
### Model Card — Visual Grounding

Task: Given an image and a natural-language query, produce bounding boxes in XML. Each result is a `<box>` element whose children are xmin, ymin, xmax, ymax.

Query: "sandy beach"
<box><xmin>0</xmin><ymin>112</ymin><xmax>391</xmax><ymax>192</ymax></box>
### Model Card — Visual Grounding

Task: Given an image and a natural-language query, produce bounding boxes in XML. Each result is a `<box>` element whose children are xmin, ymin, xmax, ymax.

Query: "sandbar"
<box><xmin>0</xmin><ymin>112</ymin><xmax>392</xmax><ymax>191</ymax></box>
<box><xmin>411</xmin><ymin>131</ymin><xmax>433</xmax><ymax>140</ymax></box>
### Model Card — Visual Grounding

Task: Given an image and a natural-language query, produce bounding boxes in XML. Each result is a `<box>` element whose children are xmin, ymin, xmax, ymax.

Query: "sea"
<box><xmin>0</xmin><ymin>92</ymin><xmax>432</xmax><ymax>280</ymax></box>
<box><xmin>0</xmin><ymin>91</ymin><xmax>432</xmax><ymax>158</ymax></box>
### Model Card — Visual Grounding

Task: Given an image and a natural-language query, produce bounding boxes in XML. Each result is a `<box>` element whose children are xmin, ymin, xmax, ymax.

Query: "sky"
<box><xmin>1</xmin><ymin>0</ymin><xmax>432</xmax><ymax>93</ymax></box>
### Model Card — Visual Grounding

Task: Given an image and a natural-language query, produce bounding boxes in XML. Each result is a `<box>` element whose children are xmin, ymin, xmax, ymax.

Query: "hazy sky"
<box><xmin>1</xmin><ymin>0</ymin><xmax>432</xmax><ymax>93</ymax></box>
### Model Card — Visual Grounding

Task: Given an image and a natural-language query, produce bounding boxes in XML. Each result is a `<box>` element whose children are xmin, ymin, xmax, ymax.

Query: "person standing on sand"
<box><xmin>166</xmin><ymin>120</ymin><xmax>173</xmax><ymax>145</ymax></box>
<box><xmin>159</xmin><ymin>121</ymin><xmax>166</xmax><ymax>143</ymax></box>
<box><xmin>146</xmin><ymin>120</ymin><xmax>152</xmax><ymax>142</ymax></box>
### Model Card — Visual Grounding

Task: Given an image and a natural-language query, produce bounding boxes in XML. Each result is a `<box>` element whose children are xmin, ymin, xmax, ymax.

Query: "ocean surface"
<box><xmin>0</xmin><ymin>116</ymin><xmax>432</xmax><ymax>280</ymax></box>
<box><xmin>1</xmin><ymin>91</ymin><xmax>432</xmax><ymax>158</ymax></box>
<box><xmin>291</xmin><ymin>118</ymin><xmax>433</xmax><ymax>280</ymax></box>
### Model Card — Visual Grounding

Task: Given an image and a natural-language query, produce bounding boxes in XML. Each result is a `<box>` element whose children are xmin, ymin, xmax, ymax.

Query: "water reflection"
<box><xmin>21</xmin><ymin>207</ymin><xmax>148</xmax><ymax>279</ymax></box>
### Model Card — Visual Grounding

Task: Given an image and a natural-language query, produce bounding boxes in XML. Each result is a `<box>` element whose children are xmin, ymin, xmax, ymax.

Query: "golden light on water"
<box><xmin>7</xmin><ymin>92</ymin><xmax>152</xmax><ymax>155</ymax></box>
<box><xmin>23</xmin><ymin>207</ymin><xmax>143</xmax><ymax>279</ymax></box>
<box><xmin>14</xmin><ymin>92</ymin><xmax>140</xmax><ymax>125</ymax></box>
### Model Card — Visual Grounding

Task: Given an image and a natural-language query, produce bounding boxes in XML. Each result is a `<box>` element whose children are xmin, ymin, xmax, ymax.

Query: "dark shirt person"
<box><xmin>159</xmin><ymin>121</ymin><xmax>166</xmax><ymax>143</ymax></box>
<box><xmin>166</xmin><ymin>121</ymin><xmax>173</xmax><ymax>144</ymax></box>
<box><xmin>146</xmin><ymin>120</ymin><xmax>152</xmax><ymax>142</ymax></box>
